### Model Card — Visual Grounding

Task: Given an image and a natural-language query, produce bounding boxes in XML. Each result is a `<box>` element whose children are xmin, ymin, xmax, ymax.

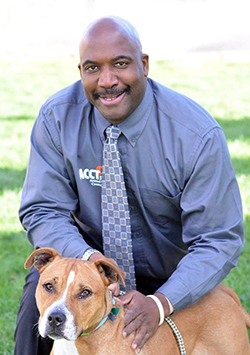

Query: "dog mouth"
<box><xmin>46</xmin><ymin>329</ymin><xmax>75</xmax><ymax>341</ymax></box>
<box><xmin>42</xmin><ymin>321</ymin><xmax>77</xmax><ymax>341</ymax></box>
<box><xmin>45</xmin><ymin>327</ymin><xmax>66</xmax><ymax>340</ymax></box>
<box><xmin>48</xmin><ymin>332</ymin><xmax>65</xmax><ymax>340</ymax></box>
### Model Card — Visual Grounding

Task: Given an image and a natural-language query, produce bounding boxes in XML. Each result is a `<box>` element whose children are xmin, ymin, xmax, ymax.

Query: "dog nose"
<box><xmin>48</xmin><ymin>311</ymin><xmax>66</xmax><ymax>328</ymax></box>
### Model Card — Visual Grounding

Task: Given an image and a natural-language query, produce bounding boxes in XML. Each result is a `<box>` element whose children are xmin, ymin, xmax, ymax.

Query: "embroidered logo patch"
<box><xmin>79</xmin><ymin>166</ymin><xmax>102</xmax><ymax>187</ymax></box>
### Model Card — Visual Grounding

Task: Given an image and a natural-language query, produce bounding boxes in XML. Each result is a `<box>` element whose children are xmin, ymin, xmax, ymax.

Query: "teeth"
<box><xmin>104</xmin><ymin>96</ymin><xmax>118</xmax><ymax>101</ymax></box>
<box><xmin>101</xmin><ymin>92</ymin><xmax>124</xmax><ymax>102</ymax></box>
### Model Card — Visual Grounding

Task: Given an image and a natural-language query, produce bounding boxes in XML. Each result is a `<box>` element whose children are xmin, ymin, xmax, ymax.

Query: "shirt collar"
<box><xmin>93</xmin><ymin>82</ymin><xmax>154</xmax><ymax>147</ymax></box>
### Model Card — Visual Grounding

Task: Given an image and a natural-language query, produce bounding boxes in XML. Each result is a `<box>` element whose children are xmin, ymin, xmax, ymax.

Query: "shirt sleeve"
<box><xmin>157</xmin><ymin>127</ymin><xmax>244</xmax><ymax>311</ymax></box>
<box><xmin>19</xmin><ymin>108</ymin><xmax>90</xmax><ymax>258</ymax></box>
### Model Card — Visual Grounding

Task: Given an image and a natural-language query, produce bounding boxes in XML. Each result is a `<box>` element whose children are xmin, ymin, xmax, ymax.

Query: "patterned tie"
<box><xmin>102</xmin><ymin>125</ymin><xmax>136</xmax><ymax>291</ymax></box>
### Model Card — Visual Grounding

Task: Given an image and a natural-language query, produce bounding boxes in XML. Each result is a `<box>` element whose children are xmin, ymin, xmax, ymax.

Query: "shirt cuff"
<box><xmin>157</xmin><ymin>275</ymin><xmax>191</xmax><ymax>312</ymax></box>
<box><xmin>165</xmin><ymin>296</ymin><xmax>174</xmax><ymax>315</ymax></box>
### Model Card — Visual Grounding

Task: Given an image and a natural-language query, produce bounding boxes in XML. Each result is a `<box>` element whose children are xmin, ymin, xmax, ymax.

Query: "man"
<box><xmin>15</xmin><ymin>16</ymin><xmax>244</xmax><ymax>354</ymax></box>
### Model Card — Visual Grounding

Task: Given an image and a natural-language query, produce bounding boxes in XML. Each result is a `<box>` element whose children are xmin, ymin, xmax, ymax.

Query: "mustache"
<box><xmin>92</xmin><ymin>87</ymin><xmax>130</xmax><ymax>100</ymax></box>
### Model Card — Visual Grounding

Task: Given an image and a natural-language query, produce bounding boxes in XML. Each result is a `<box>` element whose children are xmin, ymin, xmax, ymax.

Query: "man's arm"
<box><xmin>116</xmin><ymin>127</ymin><xmax>244</xmax><ymax>351</ymax></box>
<box><xmin>19</xmin><ymin>109</ymin><xmax>90</xmax><ymax>258</ymax></box>
<box><xmin>157</xmin><ymin>127</ymin><xmax>244</xmax><ymax>311</ymax></box>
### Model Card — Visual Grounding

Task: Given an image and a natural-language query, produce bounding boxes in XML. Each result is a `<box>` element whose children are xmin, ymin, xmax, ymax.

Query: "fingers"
<box><xmin>123</xmin><ymin>306</ymin><xmax>158</xmax><ymax>351</ymax></box>
<box><xmin>132</xmin><ymin>324</ymin><xmax>154</xmax><ymax>352</ymax></box>
<box><xmin>118</xmin><ymin>291</ymin><xmax>159</xmax><ymax>352</ymax></box>
<box><xmin>108</xmin><ymin>282</ymin><xmax>120</xmax><ymax>296</ymax></box>
<box><xmin>123</xmin><ymin>308</ymin><xmax>145</xmax><ymax>338</ymax></box>
<box><xmin>115</xmin><ymin>290</ymin><xmax>135</xmax><ymax>305</ymax></box>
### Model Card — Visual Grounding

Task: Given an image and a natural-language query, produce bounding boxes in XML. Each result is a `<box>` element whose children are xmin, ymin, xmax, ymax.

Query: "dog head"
<box><xmin>25</xmin><ymin>248</ymin><xmax>125</xmax><ymax>341</ymax></box>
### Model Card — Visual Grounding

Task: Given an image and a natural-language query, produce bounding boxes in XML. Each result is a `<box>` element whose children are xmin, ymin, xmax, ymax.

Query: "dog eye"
<box><xmin>43</xmin><ymin>283</ymin><xmax>54</xmax><ymax>292</ymax></box>
<box><xmin>79</xmin><ymin>289</ymin><xmax>92</xmax><ymax>299</ymax></box>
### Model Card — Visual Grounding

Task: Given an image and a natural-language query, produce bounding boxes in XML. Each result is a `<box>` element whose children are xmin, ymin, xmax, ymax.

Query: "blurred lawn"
<box><xmin>0</xmin><ymin>57</ymin><xmax>249</xmax><ymax>353</ymax></box>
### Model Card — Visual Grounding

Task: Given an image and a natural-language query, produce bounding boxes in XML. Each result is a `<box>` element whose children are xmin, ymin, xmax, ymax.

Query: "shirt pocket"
<box><xmin>140</xmin><ymin>188</ymin><xmax>182</xmax><ymax>225</ymax></box>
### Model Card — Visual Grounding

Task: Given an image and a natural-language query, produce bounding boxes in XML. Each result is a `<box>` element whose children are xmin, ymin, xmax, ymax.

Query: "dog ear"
<box><xmin>24</xmin><ymin>247</ymin><xmax>62</xmax><ymax>272</ymax></box>
<box><xmin>94</xmin><ymin>259</ymin><xmax>126</xmax><ymax>287</ymax></box>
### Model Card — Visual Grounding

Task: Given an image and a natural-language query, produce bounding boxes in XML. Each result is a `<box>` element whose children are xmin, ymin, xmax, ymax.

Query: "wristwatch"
<box><xmin>81</xmin><ymin>248</ymin><xmax>102</xmax><ymax>261</ymax></box>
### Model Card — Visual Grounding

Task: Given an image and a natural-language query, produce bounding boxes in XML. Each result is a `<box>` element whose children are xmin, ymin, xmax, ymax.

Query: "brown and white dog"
<box><xmin>25</xmin><ymin>248</ymin><xmax>250</xmax><ymax>355</ymax></box>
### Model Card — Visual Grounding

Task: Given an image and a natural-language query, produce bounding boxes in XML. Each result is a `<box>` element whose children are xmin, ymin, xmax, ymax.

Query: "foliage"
<box><xmin>0</xmin><ymin>57</ymin><xmax>249</xmax><ymax>353</ymax></box>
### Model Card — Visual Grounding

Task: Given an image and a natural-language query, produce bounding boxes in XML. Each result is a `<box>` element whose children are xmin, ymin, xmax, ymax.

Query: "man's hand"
<box><xmin>116</xmin><ymin>290</ymin><xmax>170</xmax><ymax>352</ymax></box>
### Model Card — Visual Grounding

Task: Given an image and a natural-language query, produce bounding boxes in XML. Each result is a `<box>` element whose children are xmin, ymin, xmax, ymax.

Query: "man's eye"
<box><xmin>115</xmin><ymin>61</ymin><xmax>128</xmax><ymax>68</ymax></box>
<box><xmin>43</xmin><ymin>283</ymin><xmax>54</xmax><ymax>292</ymax></box>
<box><xmin>85</xmin><ymin>65</ymin><xmax>98</xmax><ymax>72</ymax></box>
<box><xmin>79</xmin><ymin>289</ymin><xmax>92</xmax><ymax>299</ymax></box>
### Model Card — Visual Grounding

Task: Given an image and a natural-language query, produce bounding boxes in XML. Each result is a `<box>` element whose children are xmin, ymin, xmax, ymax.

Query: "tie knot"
<box><xmin>105</xmin><ymin>125</ymin><xmax>121</xmax><ymax>141</ymax></box>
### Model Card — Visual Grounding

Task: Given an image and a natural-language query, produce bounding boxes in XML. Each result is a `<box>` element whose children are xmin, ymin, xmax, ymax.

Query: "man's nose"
<box><xmin>98</xmin><ymin>66</ymin><xmax>118</xmax><ymax>88</ymax></box>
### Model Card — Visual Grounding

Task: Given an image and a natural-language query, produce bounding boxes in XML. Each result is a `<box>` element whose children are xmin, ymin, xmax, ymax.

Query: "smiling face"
<box><xmin>78</xmin><ymin>18</ymin><xmax>149</xmax><ymax>124</ymax></box>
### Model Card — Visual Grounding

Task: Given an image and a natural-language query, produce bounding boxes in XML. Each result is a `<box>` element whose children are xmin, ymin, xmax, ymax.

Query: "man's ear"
<box><xmin>142</xmin><ymin>53</ymin><xmax>149</xmax><ymax>77</ymax></box>
<box><xmin>24</xmin><ymin>248</ymin><xmax>62</xmax><ymax>272</ymax></box>
<box><xmin>78</xmin><ymin>63</ymin><xmax>82</xmax><ymax>79</ymax></box>
<box><xmin>94</xmin><ymin>259</ymin><xmax>126</xmax><ymax>287</ymax></box>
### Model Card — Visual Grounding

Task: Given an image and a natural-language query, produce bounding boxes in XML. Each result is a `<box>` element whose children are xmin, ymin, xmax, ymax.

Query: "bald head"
<box><xmin>79</xmin><ymin>16</ymin><xmax>143</xmax><ymax>54</ymax></box>
<box><xmin>78</xmin><ymin>17</ymin><xmax>149</xmax><ymax>123</ymax></box>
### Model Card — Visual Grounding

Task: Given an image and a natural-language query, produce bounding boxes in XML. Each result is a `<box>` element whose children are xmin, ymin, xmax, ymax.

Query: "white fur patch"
<box><xmin>39</xmin><ymin>270</ymin><xmax>77</xmax><ymax>340</ymax></box>
<box><xmin>53</xmin><ymin>339</ymin><xmax>79</xmax><ymax>355</ymax></box>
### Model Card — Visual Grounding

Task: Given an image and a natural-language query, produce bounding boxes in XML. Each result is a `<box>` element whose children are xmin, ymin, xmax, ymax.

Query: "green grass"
<box><xmin>0</xmin><ymin>57</ymin><xmax>249</xmax><ymax>354</ymax></box>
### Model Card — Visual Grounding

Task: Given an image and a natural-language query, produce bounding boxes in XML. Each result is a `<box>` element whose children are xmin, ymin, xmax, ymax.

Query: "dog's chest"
<box><xmin>53</xmin><ymin>339</ymin><xmax>79</xmax><ymax>355</ymax></box>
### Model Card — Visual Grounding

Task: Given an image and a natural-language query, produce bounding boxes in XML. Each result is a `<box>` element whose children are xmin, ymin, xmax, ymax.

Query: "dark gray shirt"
<box><xmin>20</xmin><ymin>78</ymin><xmax>244</xmax><ymax>311</ymax></box>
